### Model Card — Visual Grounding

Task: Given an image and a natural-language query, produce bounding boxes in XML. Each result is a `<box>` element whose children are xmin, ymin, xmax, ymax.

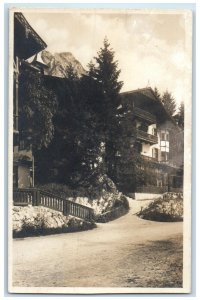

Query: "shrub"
<box><xmin>137</xmin><ymin>197</ymin><xmax>183</xmax><ymax>222</ymax></box>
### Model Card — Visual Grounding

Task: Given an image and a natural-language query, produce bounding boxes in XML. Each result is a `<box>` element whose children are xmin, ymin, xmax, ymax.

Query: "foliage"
<box><xmin>88</xmin><ymin>37</ymin><xmax>124</xmax><ymax>175</ymax></box>
<box><xmin>64</xmin><ymin>62</ymin><xmax>79</xmax><ymax>80</ymax></box>
<box><xmin>174</xmin><ymin>102</ymin><xmax>184</xmax><ymax>128</ymax></box>
<box><xmin>153</xmin><ymin>86</ymin><xmax>162</xmax><ymax>101</ymax></box>
<box><xmin>35</xmin><ymin>72</ymin><xmax>104</xmax><ymax>186</ymax></box>
<box><xmin>37</xmin><ymin>173</ymin><xmax>119</xmax><ymax>200</ymax></box>
<box><xmin>35</xmin><ymin>38</ymin><xmax>123</xmax><ymax>190</ymax></box>
<box><xmin>19</xmin><ymin>66</ymin><xmax>57</xmax><ymax>151</ymax></box>
<box><xmin>161</xmin><ymin>90</ymin><xmax>177</xmax><ymax>117</ymax></box>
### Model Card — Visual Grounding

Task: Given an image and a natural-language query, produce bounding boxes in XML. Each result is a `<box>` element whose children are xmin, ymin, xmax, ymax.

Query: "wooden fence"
<box><xmin>13</xmin><ymin>188</ymin><xmax>94</xmax><ymax>221</ymax></box>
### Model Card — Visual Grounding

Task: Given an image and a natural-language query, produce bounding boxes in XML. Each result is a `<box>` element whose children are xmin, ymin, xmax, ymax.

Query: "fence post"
<box><xmin>63</xmin><ymin>200</ymin><xmax>66</xmax><ymax>215</ymax></box>
<box><xmin>32</xmin><ymin>189</ymin><xmax>40</xmax><ymax>206</ymax></box>
<box><xmin>32</xmin><ymin>189</ymin><xmax>37</xmax><ymax>206</ymax></box>
<box><xmin>63</xmin><ymin>200</ymin><xmax>69</xmax><ymax>216</ymax></box>
<box><xmin>89</xmin><ymin>209</ymin><xmax>94</xmax><ymax>222</ymax></box>
<box><xmin>36</xmin><ymin>190</ymin><xmax>40</xmax><ymax>206</ymax></box>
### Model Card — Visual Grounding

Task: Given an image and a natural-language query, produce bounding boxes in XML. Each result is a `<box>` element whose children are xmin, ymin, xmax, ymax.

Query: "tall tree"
<box><xmin>88</xmin><ymin>38</ymin><xmax>123</xmax><ymax>122</ymax></box>
<box><xmin>153</xmin><ymin>86</ymin><xmax>162</xmax><ymax>101</ymax></box>
<box><xmin>161</xmin><ymin>90</ymin><xmax>177</xmax><ymax>117</ymax></box>
<box><xmin>174</xmin><ymin>102</ymin><xmax>184</xmax><ymax>128</ymax></box>
<box><xmin>88</xmin><ymin>37</ymin><xmax>123</xmax><ymax>175</ymax></box>
<box><xmin>35</xmin><ymin>66</ymin><xmax>104</xmax><ymax>187</ymax></box>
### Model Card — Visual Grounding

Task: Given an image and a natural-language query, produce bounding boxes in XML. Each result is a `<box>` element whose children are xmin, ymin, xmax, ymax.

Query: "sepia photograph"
<box><xmin>9</xmin><ymin>8</ymin><xmax>192</xmax><ymax>294</ymax></box>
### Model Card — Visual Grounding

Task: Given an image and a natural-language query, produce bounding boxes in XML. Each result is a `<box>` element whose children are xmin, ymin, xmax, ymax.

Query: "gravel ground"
<box><xmin>12</xmin><ymin>199</ymin><xmax>183</xmax><ymax>288</ymax></box>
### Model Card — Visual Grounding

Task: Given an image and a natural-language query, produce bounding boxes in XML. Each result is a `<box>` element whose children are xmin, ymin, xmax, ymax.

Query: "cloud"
<box><xmin>24</xmin><ymin>11</ymin><xmax>192</xmax><ymax>107</ymax></box>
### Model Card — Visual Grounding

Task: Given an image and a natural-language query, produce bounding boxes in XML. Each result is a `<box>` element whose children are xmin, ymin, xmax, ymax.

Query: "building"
<box><xmin>110</xmin><ymin>87</ymin><xmax>184</xmax><ymax>196</ymax></box>
<box><xmin>12</xmin><ymin>13</ymin><xmax>184</xmax><ymax>195</ymax></box>
<box><xmin>13</xmin><ymin>12</ymin><xmax>47</xmax><ymax>188</ymax></box>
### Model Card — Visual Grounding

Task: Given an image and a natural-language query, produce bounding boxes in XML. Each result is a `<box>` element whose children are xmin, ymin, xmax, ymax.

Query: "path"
<box><xmin>12</xmin><ymin>199</ymin><xmax>183</xmax><ymax>288</ymax></box>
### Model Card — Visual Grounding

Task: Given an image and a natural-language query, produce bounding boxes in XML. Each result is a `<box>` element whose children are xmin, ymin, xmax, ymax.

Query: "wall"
<box><xmin>128</xmin><ymin>193</ymin><xmax>162</xmax><ymax>200</ymax></box>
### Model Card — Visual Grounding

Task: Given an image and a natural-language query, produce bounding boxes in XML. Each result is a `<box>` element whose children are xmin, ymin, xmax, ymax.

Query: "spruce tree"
<box><xmin>174</xmin><ymin>102</ymin><xmax>184</xmax><ymax>128</ymax></box>
<box><xmin>153</xmin><ymin>87</ymin><xmax>162</xmax><ymax>101</ymax></box>
<box><xmin>161</xmin><ymin>90</ymin><xmax>177</xmax><ymax>117</ymax></box>
<box><xmin>88</xmin><ymin>37</ymin><xmax>123</xmax><ymax>175</ymax></box>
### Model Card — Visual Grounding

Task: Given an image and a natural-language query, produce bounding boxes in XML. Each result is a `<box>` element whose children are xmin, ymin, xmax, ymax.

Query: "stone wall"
<box><xmin>128</xmin><ymin>193</ymin><xmax>163</xmax><ymax>200</ymax></box>
<box><xmin>95</xmin><ymin>206</ymin><xmax>129</xmax><ymax>223</ymax></box>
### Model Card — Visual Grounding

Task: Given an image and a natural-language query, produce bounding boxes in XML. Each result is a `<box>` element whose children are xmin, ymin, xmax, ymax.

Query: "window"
<box><xmin>153</xmin><ymin>128</ymin><xmax>157</xmax><ymax>136</ymax></box>
<box><xmin>161</xmin><ymin>133</ymin><xmax>165</xmax><ymax>140</ymax></box>
<box><xmin>161</xmin><ymin>130</ymin><xmax>169</xmax><ymax>141</ymax></box>
<box><xmin>152</xmin><ymin>148</ymin><xmax>158</xmax><ymax>159</ymax></box>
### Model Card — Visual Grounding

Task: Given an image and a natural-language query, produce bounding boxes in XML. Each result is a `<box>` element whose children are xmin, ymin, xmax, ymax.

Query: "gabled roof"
<box><xmin>14</xmin><ymin>12</ymin><xmax>47</xmax><ymax>60</ymax></box>
<box><xmin>120</xmin><ymin>87</ymin><xmax>158</xmax><ymax>102</ymax></box>
<box><xmin>120</xmin><ymin>87</ymin><xmax>180</xmax><ymax>129</ymax></box>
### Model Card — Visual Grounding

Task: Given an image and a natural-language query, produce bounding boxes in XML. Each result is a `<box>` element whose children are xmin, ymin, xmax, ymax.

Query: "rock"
<box><xmin>13</xmin><ymin>206</ymin><xmax>21</xmax><ymax>212</ymax></box>
<box><xmin>12</xmin><ymin>205</ymin><xmax>95</xmax><ymax>237</ymax></box>
<box><xmin>41</xmin><ymin>50</ymin><xmax>86</xmax><ymax>78</ymax></box>
<box><xmin>137</xmin><ymin>194</ymin><xmax>183</xmax><ymax>222</ymax></box>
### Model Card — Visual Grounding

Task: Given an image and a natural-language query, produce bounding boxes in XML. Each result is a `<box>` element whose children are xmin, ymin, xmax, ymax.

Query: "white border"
<box><xmin>1</xmin><ymin>1</ymin><xmax>197</xmax><ymax>299</ymax></box>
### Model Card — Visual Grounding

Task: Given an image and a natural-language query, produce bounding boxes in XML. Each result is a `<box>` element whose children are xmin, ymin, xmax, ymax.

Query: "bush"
<box><xmin>137</xmin><ymin>196</ymin><xmax>183</xmax><ymax>222</ymax></box>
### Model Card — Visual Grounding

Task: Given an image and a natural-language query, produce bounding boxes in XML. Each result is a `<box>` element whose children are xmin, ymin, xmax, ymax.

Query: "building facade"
<box><xmin>111</xmin><ymin>88</ymin><xmax>184</xmax><ymax>194</ymax></box>
<box><xmin>13</xmin><ymin>12</ymin><xmax>47</xmax><ymax>188</ymax></box>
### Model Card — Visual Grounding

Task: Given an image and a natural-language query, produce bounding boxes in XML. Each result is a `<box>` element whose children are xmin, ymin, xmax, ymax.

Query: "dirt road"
<box><xmin>12</xmin><ymin>200</ymin><xmax>183</xmax><ymax>288</ymax></box>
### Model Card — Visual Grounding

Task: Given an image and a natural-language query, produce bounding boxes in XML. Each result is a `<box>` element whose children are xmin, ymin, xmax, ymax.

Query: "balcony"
<box><xmin>133</xmin><ymin>107</ymin><xmax>156</xmax><ymax>124</ymax></box>
<box><xmin>141</xmin><ymin>154</ymin><xmax>158</xmax><ymax>162</ymax></box>
<box><xmin>136</xmin><ymin>129</ymin><xmax>158</xmax><ymax>144</ymax></box>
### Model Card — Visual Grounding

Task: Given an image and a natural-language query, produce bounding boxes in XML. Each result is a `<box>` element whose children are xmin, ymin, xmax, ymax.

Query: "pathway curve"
<box><xmin>12</xmin><ymin>199</ymin><xmax>183</xmax><ymax>288</ymax></box>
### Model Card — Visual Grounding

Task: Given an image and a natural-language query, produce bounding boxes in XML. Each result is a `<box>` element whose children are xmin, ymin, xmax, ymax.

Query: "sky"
<box><xmin>24</xmin><ymin>9</ymin><xmax>192</xmax><ymax>108</ymax></box>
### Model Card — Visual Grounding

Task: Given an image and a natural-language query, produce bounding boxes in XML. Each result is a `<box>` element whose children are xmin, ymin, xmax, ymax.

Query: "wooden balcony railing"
<box><xmin>136</xmin><ymin>129</ymin><xmax>158</xmax><ymax>144</ymax></box>
<box><xmin>133</xmin><ymin>107</ymin><xmax>156</xmax><ymax>123</ymax></box>
<box><xmin>13</xmin><ymin>188</ymin><xmax>94</xmax><ymax>221</ymax></box>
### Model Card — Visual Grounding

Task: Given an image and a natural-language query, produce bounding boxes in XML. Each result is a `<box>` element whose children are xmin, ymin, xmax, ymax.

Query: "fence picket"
<box><xmin>13</xmin><ymin>188</ymin><xmax>94</xmax><ymax>221</ymax></box>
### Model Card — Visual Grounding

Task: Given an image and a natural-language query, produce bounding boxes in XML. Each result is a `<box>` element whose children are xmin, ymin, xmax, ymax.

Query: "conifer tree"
<box><xmin>174</xmin><ymin>102</ymin><xmax>184</xmax><ymax>128</ymax></box>
<box><xmin>161</xmin><ymin>90</ymin><xmax>177</xmax><ymax>117</ymax></box>
<box><xmin>88</xmin><ymin>37</ymin><xmax>123</xmax><ymax>175</ymax></box>
<box><xmin>153</xmin><ymin>86</ymin><xmax>162</xmax><ymax>101</ymax></box>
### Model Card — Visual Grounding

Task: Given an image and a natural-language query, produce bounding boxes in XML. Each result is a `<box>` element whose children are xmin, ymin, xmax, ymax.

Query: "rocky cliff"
<box><xmin>41</xmin><ymin>50</ymin><xmax>86</xmax><ymax>78</ymax></box>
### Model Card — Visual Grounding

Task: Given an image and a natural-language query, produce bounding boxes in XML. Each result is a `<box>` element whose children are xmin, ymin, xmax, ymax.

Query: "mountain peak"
<box><xmin>41</xmin><ymin>50</ymin><xmax>86</xmax><ymax>78</ymax></box>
